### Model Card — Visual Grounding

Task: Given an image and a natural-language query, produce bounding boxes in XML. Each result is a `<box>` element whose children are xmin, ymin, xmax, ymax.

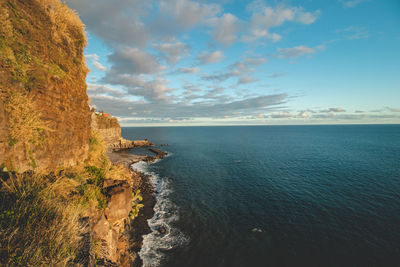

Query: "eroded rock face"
<box><xmin>0</xmin><ymin>0</ymin><xmax>90</xmax><ymax>172</ymax></box>
<box><xmin>92</xmin><ymin>179</ymin><xmax>134</xmax><ymax>265</ymax></box>
<box><xmin>105</xmin><ymin>185</ymin><xmax>132</xmax><ymax>225</ymax></box>
<box><xmin>93</xmin><ymin>214</ymin><xmax>118</xmax><ymax>262</ymax></box>
<box><xmin>91</xmin><ymin>113</ymin><xmax>121</xmax><ymax>146</ymax></box>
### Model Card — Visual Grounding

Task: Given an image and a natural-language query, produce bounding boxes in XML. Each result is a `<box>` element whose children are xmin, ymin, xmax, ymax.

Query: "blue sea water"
<box><xmin>122</xmin><ymin>125</ymin><xmax>400</xmax><ymax>267</ymax></box>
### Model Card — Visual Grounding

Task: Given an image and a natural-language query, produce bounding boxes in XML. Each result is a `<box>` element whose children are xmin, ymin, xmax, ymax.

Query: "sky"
<box><xmin>65</xmin><ymin>0</ymin><xmax>400</xmax><ymax>126</ymax></box>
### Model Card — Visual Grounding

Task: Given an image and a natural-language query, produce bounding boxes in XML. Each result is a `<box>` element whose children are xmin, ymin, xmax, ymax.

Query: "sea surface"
<box><xmin>122</xmin><ymin>125</ymin><xmax>400</xmax><ymax>267</ymax></box>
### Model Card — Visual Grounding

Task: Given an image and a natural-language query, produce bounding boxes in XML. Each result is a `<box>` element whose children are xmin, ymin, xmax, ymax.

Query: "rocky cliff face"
<box><xmin>0</xmin><ymin>2</ymin><xmax>151</xmax><ymax>266</ymax></box>
<box><xmin>91</xmin><ymin>112</ymin><xmax>122</xmax><ymax>146</ymax></box>
<box><xmin>0</xmin><ymin>0</ymin><xmax>90</xmax><ymax>172</ymax></box>
<box><xmin>93</xmin><ymin>178</ymin><xmax>134</xmax><ymax>264</ymax></box>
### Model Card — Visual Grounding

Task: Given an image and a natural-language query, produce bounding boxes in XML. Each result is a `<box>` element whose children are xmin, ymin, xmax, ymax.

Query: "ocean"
<box><xmin>122</xmin><ymin>125</ymin><xmax>400</xmax><ymax>267</ymax></box>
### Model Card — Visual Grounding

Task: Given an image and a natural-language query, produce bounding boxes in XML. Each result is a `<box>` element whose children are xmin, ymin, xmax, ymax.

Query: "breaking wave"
<box><xmin>132</xmin><ymin>159</ymin><xmax>188</xmax><ymax>267</ymax></box>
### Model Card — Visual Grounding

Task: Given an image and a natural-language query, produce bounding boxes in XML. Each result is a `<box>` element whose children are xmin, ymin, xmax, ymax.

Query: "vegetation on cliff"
<box><xmin>93</xmin><ymin>112</ymin><xmax>121</xmax><ymax>129</ymax></box>
<box><xmin>0</xmin><ymin>0</ymin><xmax>90</xmax><ymax>172</ymax></box>
<box><xmin>0</xmin><ymin>0</ymin><xmax>143</xmax><ymax>265</ymax></box>
<box><xmin>0</xmin><ymin>130</ymin><xmax>134</xmax><ymax>265</ymax></box>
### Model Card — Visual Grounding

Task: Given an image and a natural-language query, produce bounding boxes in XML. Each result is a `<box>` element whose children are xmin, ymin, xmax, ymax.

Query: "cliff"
<box><xmin>91</xmin><ymin>112</ymin><xmax>121</xmax><ymax>146</ymax></box>
<box><xmin>0</xmin><ymin>1</ymin><xmax>150</xmax><ymax>266</ymax></box>
<box><xmin>91</xmin><ymin>111</ymin><xmax>154</xmax><ymax>151</ymax></box>
<box><xmin>0</xmin><ymin>0</ymin><xmax>91</xmax><ymax>173</ymax></box>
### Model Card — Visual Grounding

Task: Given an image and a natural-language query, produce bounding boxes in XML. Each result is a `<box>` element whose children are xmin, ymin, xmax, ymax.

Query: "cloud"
<box><xmin>107</xmin><ymin>47</ymin><xmax>165</xmax><ymax>75</ymax></box>
<box><xmin>197</xmin><ymin>50</ymin><xmax>224</xmax><ymax>64</ymax></box>
<box><xmin>175</xmin><ymin>67</ymin><xmax>200</xmax><ymax>74</ymax></box>
<box><xmin>208</xmin><ymin>13</ymin><xmax>241</xmax><ymax>46</ymax></box>
<box><xmin>69</xmin><ymin>0</ymin><xmax>379</xmax><ymax>125</ymax></box>
<box><xmin>89</xmin><ymin>93</ymin><xmax>289</xmax><ymax>120</ymax></box>
<box><xmin>298</xmin><ymin>111</ymin><xmax>309</xmax><ymax>118</ymax></box>
<box><xmin>238</xmin><ymin>76</ymin><xmax>257</xmax><ymax>84</ymax></box>
<box><xmin>87</xmin><ymin>83</ymin><xmax>126</xmax><ymax>97</ymax></box>
<box><xmin>85</xmin><ymin>54</ymin><xmax>107</xmax><ymax>71</ymax></box>
<box><xmin>102</xmin><ymin>74</ymin><xmax>174</xmax><ymax>104</ymax></box>
<box><xmin>320</xmin><ymin>107</ymin><xmax>346</xmax><ymax>113</ymax></box>
<box><xmin>244</xmin><ymin>57</ymin><xmax>268</xmax><ymax>66</ymax></box>
<box><xmin>66</xmin><ymin>0</ymin><xmax>152</xmax><ymax>47</ymax></box>
<box><xmin>66</xmin><ymin>0</ymin><xmax>221</xmax><ymax>47</ymax></box>
<box><xmin>276</xmin><ymin>45</ymin><xmax>318</xmax><ymax>58</ymax></box>
<box><xmin>339</xmin><ymin>26</ymin><xmax>369</xmax><ymax>39</ymax></box>
<box><xmin>201</xmin><ymin>59</ymin><xmax>261</xmax><ymax>84</ymax></box>
<box><xmin>386</xmin><ymin>107</ymin><xmax>400</xmax><ymax>112</ymax></box>
<box><xmin>242</xmin><ymin>3</ymin><xmax>320</xmax><ymax>42</ymax></box>
<box><xmin>269</xmin><ymin>72</ymin><xmax>288</xmax><ymax>78</ymax></box>
<box><xmin>311</xmin><ymin>113</ymin><xmax>400</xmax><ymax>121</ymax></box>
<box><xmin>270</xmin><ymin>112</ymin><xmax>295</xmax><ymax>118</ymax></box>
<box><xmin>201</xmin><ymin>73</ymin><xmax>234</xmax><ymax>83</ymax></box>
<box><xmin>153</xmin><ymin>41</ymin><xmax>190</xmax><ymax>64</ymax></box>
<box><xmin>158</xmin><ymin>0</ymin><xmax>221</xmax><ymax>30</ymax></box>
<box><xmin>340</xmin><ymin>0</ymin><xmax>370</xmax><ymax>8</ymax></box>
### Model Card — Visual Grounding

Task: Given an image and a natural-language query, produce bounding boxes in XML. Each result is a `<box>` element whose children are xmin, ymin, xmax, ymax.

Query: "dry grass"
<box><xmin>107</xmin><ymin>163</ymin><xmax>132</xmax><ymax>183</ymax></box>
<box><xmin>35</xmin><ymin>0</ymin><xmax>86</xmax><ymax>47</ymax></box>
<box><xmin>86</xmin><ymin>130</ymin><xmax>107</xmax><ymax>166</ymax></box>
<box><xmin>95</xmin><ymin>113</ymin><xmax>120</xmax><ymax>129</ymax></box>
<box><xmin>2</xmin><ymin>90</ymin><xmax>51</xmax><ymax>148</ymax></box>
<box><xmin>0</xmin><ymin>126</ymin><xmax>134</xmax><ymax>265</ymax></box>
<box><xmin>0</xmin><ymin>172</ymin><xmax>81</xmax><ymax>265</ymax></box>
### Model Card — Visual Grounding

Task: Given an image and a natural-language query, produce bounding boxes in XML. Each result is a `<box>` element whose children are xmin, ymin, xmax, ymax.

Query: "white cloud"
<box><xmin>208</xmin><ymin>13</ymin><xmax>241</xmax><ymax>46</ymax></box>
<box><xmin>103</xmin><ymin>74</ymin><xmax>174</xmax><ymax>104</ymax></box>
<box><xmin>66</xmin><ymin>0</ymin><xmax>152</xmax><ymax>47</ymax></box>
<box><xmin>176</xmin><ymin>67</ymin><xmax>200</xmax><ymax>74</ymax></box>
<box><xmin>201</xmin><ymin>58</ymin><xmax>264</xmax><ymax>84</ymax></box>
<box><xmin>242</xmin><ymin>3</ymin><xmax>320</xmax><ymax>42</ymax></box>
<box><xmin>238</xmin><ymin>76</ymin><xmax>257</xmax><ymax>84</ymax></box>
<box><xmin>87</xmin><ymin>83</ymin><xmax>126</xmax><ymax>97</ymax></box>
<box><xmin>107</xmin><ymin>47</ymin><xmax>165</xmax><ymax>75</ymax></box>
<box><xmin>339</xmin><ymin>26</ymin><xmax>370</xmax><ymax>39</ymax></box>
<box><xmin>89</xmin><ymin>93</ymin><xmax>289</xmax><ymax>120</ymax></box>
<box><xmin>386</xmin><ymin>107</ymin><xmax>400</xmax><ymax>112</ymax></box>
<box><xmin>340</xmin><ymin>0</ymin><xmax>370</xmax><ymax>8</ymax></box>
<box><xmin>276</xmin><ymin>45</ymin><xmax>317</xmax><ymax>58</ymax></box>
<box><xmin>244</xmin><ymin>57</ymin><xmax>268</xmax><ymax>66</ymax></box>
<box><xmin>320</xmin><ymin>107</ymin><xmax>346</xmax><ymax>113</ymax></box>
<box><xmin>197</xmin><ymin>50</ymin><xmax>224</xmax><ymax>65</ymax></box>
<box><xmin>158</xmin><ymin>0</ymin><xmax>221</xmax><ymax>29</ymax></box>
<box><xmin>270</xmin><ymin>112</ymin><xmax>295</xmax><ymax>118</ymax></box>
<box><xmin>154</xmin><ymin>41</ymin><xmax>190</xmax><ymax>64</ymax></box>
<box><xmin>85</xmin><ymin>54</ymin><xmax>107</xmax><ymax>71</ymax></box>
<box><xmin>269</xmin><ymin>72</ymin><xmax>288</xmax><ymax>78</ymax></box>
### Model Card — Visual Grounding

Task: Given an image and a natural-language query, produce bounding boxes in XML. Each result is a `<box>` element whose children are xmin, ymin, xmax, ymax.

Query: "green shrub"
<box><xmin>129</xmin><ymin>189</ymin><xmax>144</xmax><ymax>220</ymax></box>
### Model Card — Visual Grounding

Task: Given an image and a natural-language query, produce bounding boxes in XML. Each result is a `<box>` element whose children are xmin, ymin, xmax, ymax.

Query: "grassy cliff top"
<box><xmin>0</xmin><ymin>0</ymin><xmax>87</xmax><ymax>92</ymax></box>
<box><xmin>94</xmin><ymin>113</ymin><xmax>121</xmax><ymax>129</ymax></box>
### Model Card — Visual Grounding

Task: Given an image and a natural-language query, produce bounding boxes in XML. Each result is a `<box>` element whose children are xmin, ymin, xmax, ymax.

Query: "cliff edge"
<box><xmin>0</xmin><ymin>1</ymin><xmax>151</xmax><ymax>266</ymax></box>
<box><xmin>0</xmin><ymin>0</ymin><xmax>91</xmax><ymax>173</ymax></box>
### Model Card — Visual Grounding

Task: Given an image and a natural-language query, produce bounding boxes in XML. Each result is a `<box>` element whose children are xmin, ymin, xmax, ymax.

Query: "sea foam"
<box><xmin>132</xmin><ymin>158</ymin><xmax>187</xmax><ymax>267</ymax></box>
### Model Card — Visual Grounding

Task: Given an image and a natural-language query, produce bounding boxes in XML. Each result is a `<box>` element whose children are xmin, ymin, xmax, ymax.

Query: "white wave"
<box><xmin>132</xmin><ymin>159</ymin><xmax>188</xmax><ymax>267</ymax></box>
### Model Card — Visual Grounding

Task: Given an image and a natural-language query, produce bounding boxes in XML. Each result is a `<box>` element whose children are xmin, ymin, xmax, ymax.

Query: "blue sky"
<box><xmin>66</xmin><ymin>0</ymin><xmax>400</xmax><ymax>126</ymax></box>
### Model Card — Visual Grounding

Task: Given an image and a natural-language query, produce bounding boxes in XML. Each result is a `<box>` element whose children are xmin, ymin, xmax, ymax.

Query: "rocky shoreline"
<box><xmin>107</xmin><ymin>145</ymin><xmax>167</xmax><ymax>265</ymax></box>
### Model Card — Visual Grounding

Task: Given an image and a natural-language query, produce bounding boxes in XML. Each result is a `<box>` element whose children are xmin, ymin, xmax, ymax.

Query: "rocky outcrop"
<box><xmin>91</xmin><ymin>112</ymin><xmax>121</xmax><ymax>145</ymax></box>
<box><xmin>93</xmin><ymin>178</ymin><xmax>133</xmax><ymax>264</ymax></box>
<box><xmin>0</xmin><ymin>0</ymin><xmax>90</xmax><ymax>172</ymax></box>
<box><xmin>91</xmin><ymin>112</ymin><xmax>154</xmax><ymax>151</ymax></box>
<box><xmin>0</xmin><ymin>2</ymin><xmax>158</xmax><ymax>266</ymax></box>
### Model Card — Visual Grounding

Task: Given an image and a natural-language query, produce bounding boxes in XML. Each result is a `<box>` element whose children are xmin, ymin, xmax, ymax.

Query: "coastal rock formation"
<box><xmin>0</xmin><ymin>1</ymin><xmax>160</xmax><ymax>266</ymax></box>
<box><xmin>91</xmin><ymin>111</ymin><xmax>154</xmax><ymax>151</ymax></box>
<box><xmin>91</xmin><ymin>112</ymin><xmax>121</xmax><ymax>145</ymax></box>
<box><xmin>0</xmin><ymin>0</ymin><xmax>91</xmax><ymax>172</ymax></box>
<box><xmin>92</xmin><ymin>179</ymin><xmax>134</xmax><ymax>264</ymax></box>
